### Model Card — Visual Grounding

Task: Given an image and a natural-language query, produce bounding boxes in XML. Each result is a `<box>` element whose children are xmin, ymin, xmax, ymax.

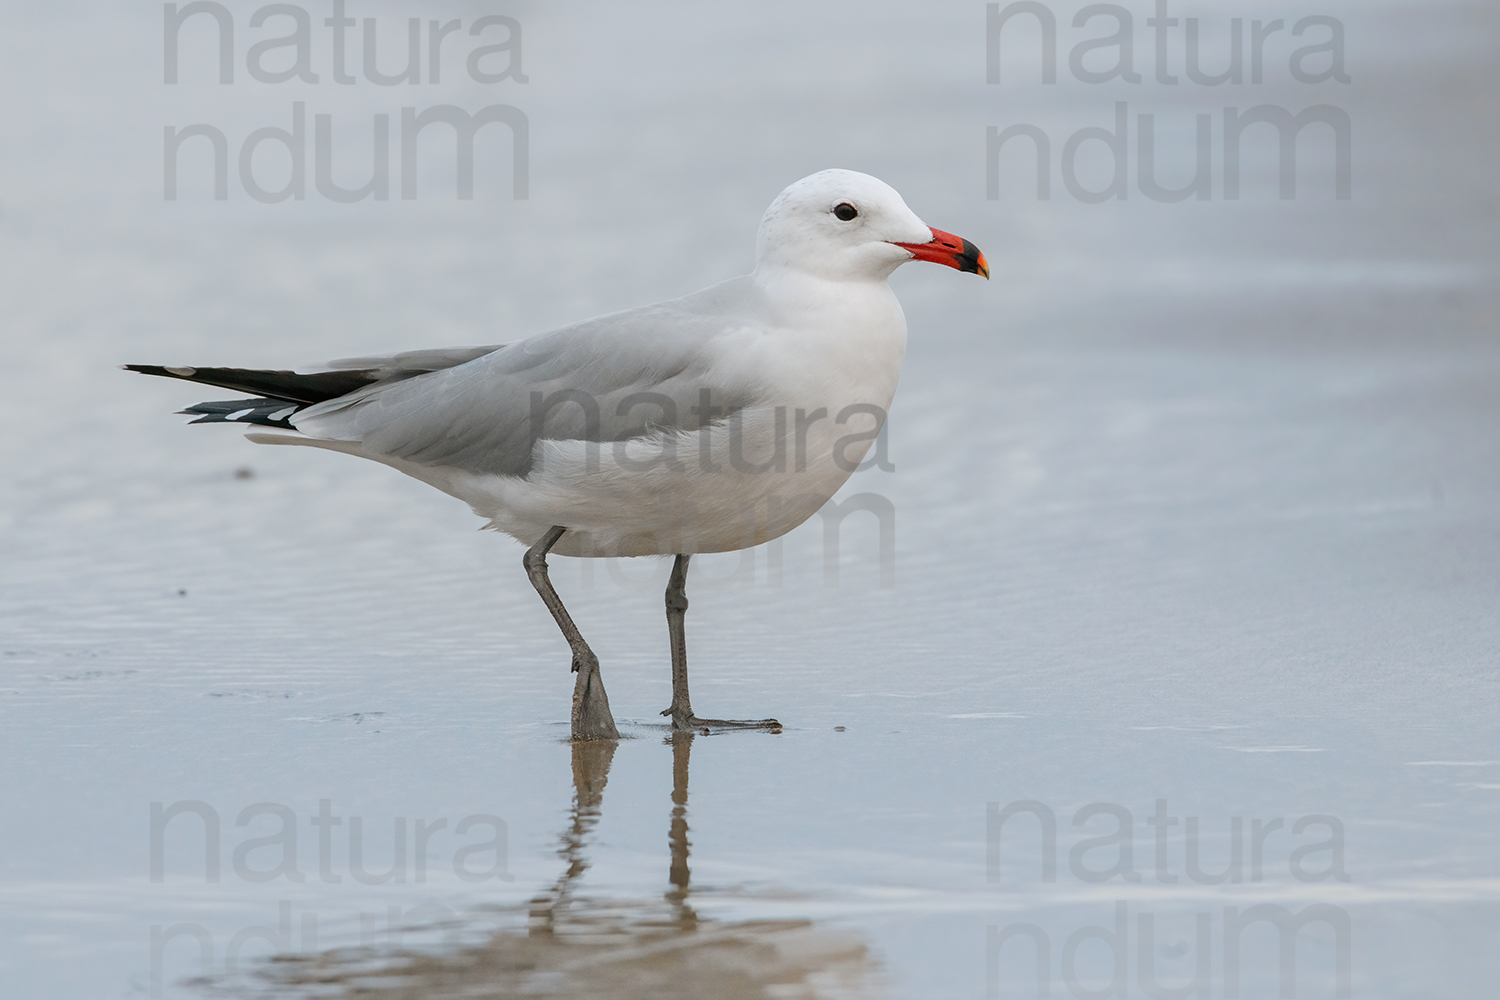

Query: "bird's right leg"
<box><xmin>524</xmin><ymin>526</ymin><xmax>620</xmax><ymax>741</ymax></box>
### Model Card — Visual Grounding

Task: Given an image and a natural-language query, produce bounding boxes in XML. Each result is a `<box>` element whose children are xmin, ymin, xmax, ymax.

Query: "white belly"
<box><xmin>428</xmin><ymin>393</ymin><xmax>893</xmax><ymax>556</ymax></box>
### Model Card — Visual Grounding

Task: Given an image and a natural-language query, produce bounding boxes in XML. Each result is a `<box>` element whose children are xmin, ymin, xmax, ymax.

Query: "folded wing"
<box><xmin>294</xmin><ymin>299</ymin><xmax>761</xmax><ymax>479</ymax></box>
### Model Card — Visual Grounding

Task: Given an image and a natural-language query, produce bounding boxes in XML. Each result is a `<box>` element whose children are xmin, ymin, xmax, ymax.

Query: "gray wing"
<box><xmin>320</xmin><ymin>344</ymin><xmax>505</xmax><ymax>378</ymax></box>
<box><xmin>294</xmin><ymin>281</ymin><xmax>766</xmax><ymax>478</ymax></box>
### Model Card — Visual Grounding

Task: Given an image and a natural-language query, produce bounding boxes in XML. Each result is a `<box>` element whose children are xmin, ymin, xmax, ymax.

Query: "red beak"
<box><xmin>889</xmin><ymin>227</ymin><xmax>990</xmax><ymax>279</ymax></box>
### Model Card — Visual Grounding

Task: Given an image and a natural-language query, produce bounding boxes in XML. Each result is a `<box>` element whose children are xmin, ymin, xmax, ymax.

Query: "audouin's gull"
<box><xmin>127</xmin><ymin>169</ymin><xmax>989</xmax><ymax>741</ymax></box>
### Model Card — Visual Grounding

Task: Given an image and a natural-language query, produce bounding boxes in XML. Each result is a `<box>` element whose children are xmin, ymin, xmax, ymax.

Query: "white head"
<box><xmin>754</xmin><ymin>169</ymin><xmax>988</xmax><ymax>283</ymax></box>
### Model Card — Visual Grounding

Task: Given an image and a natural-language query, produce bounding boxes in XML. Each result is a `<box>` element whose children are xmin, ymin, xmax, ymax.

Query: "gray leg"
<box><xmin>659</xmin><ymin>554</ymin><xmax>781</xmax><ymax>733</ymax></box>
<box><xmin>524</xmin><ymin>526</ymin><xmax>619</xmax><ymax>741</ymax></box>
<box><xmin>662</xmin><ymin>554</ymin><xmax>693</xmax><ymax>725</ymax></box>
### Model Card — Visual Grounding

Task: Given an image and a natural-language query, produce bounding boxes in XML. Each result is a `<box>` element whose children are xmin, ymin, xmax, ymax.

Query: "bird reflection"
<box><xmin>664</xmin><ymin>732</ymin><xmax>697</xmax><ymax>931</ymax></box>
<box><xmin>249</xmin><ymin>732</ymin><xmax>883</xmax><ymax>998</ymax></box>
<box><xmin>529</xmin><ymin>732</ymin><xmax>702</xmax><ymax>940</ymax></box>
<box><xmin>527</xmin><ymin>736</ymin><xmax>618</xmax><ymax>938</ymax></box>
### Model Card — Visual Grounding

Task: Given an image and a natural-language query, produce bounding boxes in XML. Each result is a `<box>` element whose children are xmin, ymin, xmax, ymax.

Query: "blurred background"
<box><xmin>1</xmin><ymin>1</ymin><xmax>1497</xmax><ymax>996</ymax></box>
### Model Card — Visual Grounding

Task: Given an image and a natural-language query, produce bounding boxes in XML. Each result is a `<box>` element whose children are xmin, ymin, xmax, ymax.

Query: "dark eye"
<box><xmin>833</xmin><ymin>202</ymin><xmax>858</xmax><ymax>221</ymax></box>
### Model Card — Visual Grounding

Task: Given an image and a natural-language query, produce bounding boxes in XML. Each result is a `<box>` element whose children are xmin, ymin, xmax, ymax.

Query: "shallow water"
<box><xmin>2</xmin><ymin>1</ymin><xmax>1498</xmax><ymax>997</ymax></box>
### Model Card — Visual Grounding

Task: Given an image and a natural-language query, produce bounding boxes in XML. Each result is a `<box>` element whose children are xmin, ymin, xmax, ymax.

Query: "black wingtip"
<box><xmin>177</xmin><ymin>398</ymin><xmax>302</xmax><ymax>428</ymax></box>
<box><xmin>122</xmin><ymin>363</ymin><xmax>379</xmax><ymax>405</ymax></box>
<box><xmin>124</xmin><ymin>364</ymin><xmax>195</xmax><ymax>379</ymax></box>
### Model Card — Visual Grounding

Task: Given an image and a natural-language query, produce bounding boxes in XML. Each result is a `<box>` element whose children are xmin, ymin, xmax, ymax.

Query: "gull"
<box><xmin>127</xmin><ymin>169</ymin><xmax>988</xmax><ymax>741</ymax></box>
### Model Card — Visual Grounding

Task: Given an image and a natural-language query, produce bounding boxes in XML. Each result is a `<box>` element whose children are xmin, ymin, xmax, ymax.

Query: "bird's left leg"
<box><xmin>660</xmin><ymin>554</ymin><xmax>780</xmax><ymax>733</ymax></box>
<box><xmin>524</xmin><ymin>526</ymin><xmax>620</xmax><ymax>741</ymax></box>
<box><xmin>661</xmin><ymin>554</ymin><xmax>695</xmax><ymax>726</ymax></box>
